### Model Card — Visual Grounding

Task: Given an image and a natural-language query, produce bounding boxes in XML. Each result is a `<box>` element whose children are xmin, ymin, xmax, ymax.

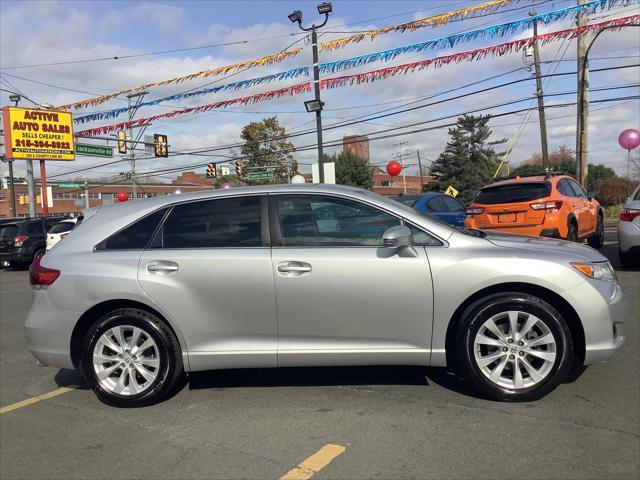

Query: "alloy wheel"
<box><xmin>473</xmin><ymin>311</ymin><xmax>557</xmax><ymax>390</ymax></box>
<box><xmin>92</xmin><ymin>325</ymin><xmax>161</xmax><ymax>396</ymax></box>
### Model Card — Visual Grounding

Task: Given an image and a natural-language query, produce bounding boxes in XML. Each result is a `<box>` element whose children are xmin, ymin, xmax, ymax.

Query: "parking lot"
<box><xmin>0</xmin><ymin>225</ymin><xmax>638</xmax><ymax>480</ymax></box>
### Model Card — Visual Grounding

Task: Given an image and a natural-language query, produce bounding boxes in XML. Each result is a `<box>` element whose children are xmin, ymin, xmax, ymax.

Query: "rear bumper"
<box><xmin>25</xmin><ymin>289</ymin><xmax>80</xmax><ymax>369</ymax></box>
<box><xmin>0</xmin><ymin>250</ymin><xmax>31</xmax><ymax>264</ymax></box>
<box><xmin>618</xmin><ymin>220</ymin><xmax>640</xmax><ymax>253</ymax></box>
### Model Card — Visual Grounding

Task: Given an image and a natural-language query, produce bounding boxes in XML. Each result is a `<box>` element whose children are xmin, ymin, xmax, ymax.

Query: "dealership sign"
<box><xmin>2</xmin><ymin>106</ymin><xmax>75</xmax><ymax>161</ymax></box>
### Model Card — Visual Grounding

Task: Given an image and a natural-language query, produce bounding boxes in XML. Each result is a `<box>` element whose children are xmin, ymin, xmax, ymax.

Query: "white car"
<box><xmin>618</xmin><ymin>184</ymin><xmax>640</xmax><ymax>267</ymax></box>
<box><xmin>46</xmin><ymin>219</ymin><xmax>78</xmax><ymax>251</ymax></box>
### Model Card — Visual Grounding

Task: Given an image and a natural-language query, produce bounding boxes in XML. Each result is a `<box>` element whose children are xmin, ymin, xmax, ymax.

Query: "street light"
<box><xmin>9</xmin><ymin>94</ymin><xmax>20</xmax><ymax>106</ymax></box>
<box><xmin>288</xmin><ymin>2</ymin><xmax>332</xmax><ymax>183</ymax></box>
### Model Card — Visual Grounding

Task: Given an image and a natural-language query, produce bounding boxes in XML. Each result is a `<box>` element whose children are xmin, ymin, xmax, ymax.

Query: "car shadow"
<box><xmin>601</xmin><ymin>242</ymin><xmax>640</xmax><ymax>272</ymax></box>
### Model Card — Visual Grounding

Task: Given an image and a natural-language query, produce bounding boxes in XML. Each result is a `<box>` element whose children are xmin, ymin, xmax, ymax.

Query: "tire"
<box><xmin>566</xmin><ymin>221</ymin><xmax>579</xmax><ymax>242</ymax></box>
<box><xmin>587</xmin><ymin>214</ymin><xmax>604</xmax><ymax>249</ymax></box>
<box><xmin>455</xmin><ymin>293</ymin><xmax>573</xmax><ymax>402</ymax></box>
<box><xmin>81</xmin><ymin>308</ymin><xmax>183</xmax><ymax>407</ymax></box>
<box><xmin>619</xmin><ymin>248</ymin><xmax>639</xmax><ymax>268</ymax></box>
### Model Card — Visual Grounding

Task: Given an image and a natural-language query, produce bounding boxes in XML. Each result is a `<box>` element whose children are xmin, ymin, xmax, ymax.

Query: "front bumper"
<box><xmin>618</xmin><ymin>220</ymin><xmax>640</xmax><ymax>254</ymax></box>
<box><xmin>563</xmin><ymin>278</ymin><xmax>627</xmax><ymax>365</ymax></box>
<box><xmin>24</xmin><ymin>289</ymin><xmax>80</xmax><ymax>369</ymax></box>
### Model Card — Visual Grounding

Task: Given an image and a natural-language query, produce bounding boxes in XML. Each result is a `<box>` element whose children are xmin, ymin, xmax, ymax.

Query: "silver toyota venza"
<box><xmin>26</xmin><ymin>184</ymin><xmax>627</xmax><ymax>407</ymax></box>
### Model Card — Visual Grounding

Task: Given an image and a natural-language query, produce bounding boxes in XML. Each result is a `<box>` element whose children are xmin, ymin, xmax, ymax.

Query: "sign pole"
<box><xmin>39</xmin><ymin>160</ymin><xmax>49</xmax><ymax>217</ymax></box>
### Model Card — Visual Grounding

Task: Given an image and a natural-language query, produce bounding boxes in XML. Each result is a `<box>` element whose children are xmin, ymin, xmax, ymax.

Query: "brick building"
<box><xmin>342</xmin><ymin>135</ymin><xmax>370</xmax><ymax>162</ymax></box>
<box><xmin>0</xmin><ymin>171</ymin><xmax>215</xmax><ymax>218</ymax></box>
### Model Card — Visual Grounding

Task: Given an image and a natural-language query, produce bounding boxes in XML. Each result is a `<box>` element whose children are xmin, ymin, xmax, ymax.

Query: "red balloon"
<box><xmin>386</xmin><ymin>160</ymin><xmax>402</xmax><ymax>177</ymax></box>
<box><xmin>117</xmin><ymin>192</ymin><xmax>129</xmax><ymax>202</ymax></box>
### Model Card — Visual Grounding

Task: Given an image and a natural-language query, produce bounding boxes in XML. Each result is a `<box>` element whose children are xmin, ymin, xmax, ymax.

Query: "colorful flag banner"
<box><xmin>74</xmin><ymin>14</ymin><xmax>639</xmax><ymax>138</ymax></box>
<box><xmin>72</xmin><ymin>0</ymin><xmax>634</xmax><ymax>124</ymax></box>
<box><xmin>57</xmin><ymin>49</ymin><xmax>303</xmax><ymax>111</ymax></box>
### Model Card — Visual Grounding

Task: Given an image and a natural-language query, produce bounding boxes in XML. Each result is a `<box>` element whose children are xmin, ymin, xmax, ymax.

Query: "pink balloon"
<box><xmin>618</xmin><ymin>129</ymin><xmax>640</xmax><ymax>150</ymax></box>
<box><xmin>221</xmin><ymin>182</ymin><xmax>233</xmax><ymax>189</ymax></box>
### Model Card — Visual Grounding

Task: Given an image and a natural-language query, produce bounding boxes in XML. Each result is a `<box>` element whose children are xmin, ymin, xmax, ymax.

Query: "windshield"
<box><xmin>0</xmin><ymin>225</ymin><xmax>18</xmax><ymax>239</ymax></box>
<box><xmin>49</xmin><ymin>222</ymin><xmax>75</xmax><ymax>234</ymax></box>
<box><xmin>475</xmin><ymin>182</ymin><xmax>551</xmax><ymax>204</ymax></box>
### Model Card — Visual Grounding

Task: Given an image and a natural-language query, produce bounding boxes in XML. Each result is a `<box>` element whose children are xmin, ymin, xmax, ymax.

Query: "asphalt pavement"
<box><xmin>1</xmin><ymin>226</ymin><xmax>638</xmax><ymax>480</ymax></box>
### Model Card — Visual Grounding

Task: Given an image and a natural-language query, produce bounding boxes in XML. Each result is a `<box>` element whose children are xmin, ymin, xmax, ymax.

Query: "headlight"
<box><xmin>571</xmin><ymin>261</ymin><xmax>617</xmax><ymax>282</ymax></box>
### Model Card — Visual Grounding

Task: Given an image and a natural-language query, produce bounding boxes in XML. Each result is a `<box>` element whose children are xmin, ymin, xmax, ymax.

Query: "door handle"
<box><xmin>147</xmin><ymin>261</ymin><xmax>179</xmax><ymax>274</ymax></box>
<box><xmin>277</xmin><ymin>261</ymin><xmax>312</xmax><ymax>275</ymax></box>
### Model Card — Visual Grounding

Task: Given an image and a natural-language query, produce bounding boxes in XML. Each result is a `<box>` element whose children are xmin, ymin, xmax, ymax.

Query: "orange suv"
<box><xmin>465</xmin><ymin>172</ymin><xmax>604</xmax><ymax>248</ymax></box>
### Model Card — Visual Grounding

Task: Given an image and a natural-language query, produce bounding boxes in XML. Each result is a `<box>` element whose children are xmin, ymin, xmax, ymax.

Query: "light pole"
<box><xmin>289</xmin><ymin>2</ymin><xmax>332</xmax><ymax>183</ymax></box>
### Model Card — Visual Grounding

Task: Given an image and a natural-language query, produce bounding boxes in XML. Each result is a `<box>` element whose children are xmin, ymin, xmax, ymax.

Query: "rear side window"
<box><xmin>98</xmin><ymin>208</ymin><xmax>167</xmax><ymax>250</ymax></box>
<box><xmin>27</xmin><ymin>221</ymin><xmax>43</xmax><ymax>235</ymax></box>
<box><xmin>162</xmin><ymin>196</ymin><xmax>262</xmax><ymax>248</ymax></box>
<box><xmin>49</xmin><ymin>222</ymin><xmax>75</xmax><ymax>234</ymax></box>
<box><xmin>475</xmin><ymin>182</ymin><xmax>551</xmax><ymax>204</ymax></box>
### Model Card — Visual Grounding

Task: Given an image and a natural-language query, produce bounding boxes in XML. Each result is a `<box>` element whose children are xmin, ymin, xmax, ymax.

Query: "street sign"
<box><xmin>57</xmin><ymin>183</ymin><xmax>81</xmax><ymax>188</ymax></box>
<box><xmin>76</xmin><ymin>143</ymin><xmax>113</xmax><ymax>157</ymax></box>
<box><xmin>2</xmin><ymin>106</ymin><xmax>75</xmax><ymax>161</ymax></box>
<box><xmin>445</xmin><ymin>185</ymin><xmax>459</xmax><ymax>198</ymax></box>
<box><xmin>246</xmin><ymin>171</ymin><xmax>273</xmax><ymax>180</ymax></box>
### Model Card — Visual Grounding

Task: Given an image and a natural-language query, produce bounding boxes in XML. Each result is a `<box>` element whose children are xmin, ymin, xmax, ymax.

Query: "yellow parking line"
<box><xmin>280</xmin><ymin>444</ymin><xmax>346</xmax><ymax>480</ymax></box>
<box><xmin>0</xmin><ymin>387</ymin><xmax>75</xmax><ymax>414</ymax></box>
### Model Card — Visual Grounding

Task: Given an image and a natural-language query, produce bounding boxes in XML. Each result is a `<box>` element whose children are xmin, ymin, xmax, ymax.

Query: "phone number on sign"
<box><xmin>15</xmin><ymin>139</ymin><xmax>71</xmax><ymax>149</ymax></box>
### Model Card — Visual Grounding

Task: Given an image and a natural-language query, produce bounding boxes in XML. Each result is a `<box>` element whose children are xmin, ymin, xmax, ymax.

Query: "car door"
<box><xmin>270</xmin><ymin>193</ymin><xmax>435</xmax><ymax>367</ymax></box>
<box><xmin>568</xmin><ymin>179</ymin><xmax>596</xmax><ymax>235</ymax></box>
<box><xmin>138</xmin><ymin>195</ymin><xmax>278</xmax><ymax>371</ymax></box>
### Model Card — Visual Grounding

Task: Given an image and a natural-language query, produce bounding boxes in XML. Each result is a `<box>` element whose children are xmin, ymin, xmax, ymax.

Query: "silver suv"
<box><xmin>26</xmin><ymin>184</ymin><xmax>627</xmax><ymax>407</ymax></box>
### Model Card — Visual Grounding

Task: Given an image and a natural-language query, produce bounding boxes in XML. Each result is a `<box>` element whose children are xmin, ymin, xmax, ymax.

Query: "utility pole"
<box><xmin>531</xmin><ymin>11</ymin><xmax>549</xmax><ymax>170</ymax></box>
<box><xmin>416</xmin><ymin>149</ymin><xmax>424</xmax><ymax>191</ymax></box>
<box><xmin>126</xmin><ymin>91</ymin><xmax>147</xmax><ymax>199</ymax></box>
<box><xmin>84</xmin><ymin>181</ymin><xmax>90</xmax><ymax>208</ymax></box>
<box><xmin>26</xmin><ymin>159</ymin><xmax>36</xmax><ymax>217</ymax></box>
<box><xmin>576</xmin><ymin>0</ymin><xmax>590</xmax><ymax>187</ymax></box>
<box><xmin>393</xmin><ymin>141</ymin><xmax>409</xmax><ymax>194</ymax></box>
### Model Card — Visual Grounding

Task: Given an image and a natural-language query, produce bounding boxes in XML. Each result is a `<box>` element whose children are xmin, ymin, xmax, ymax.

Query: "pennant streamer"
<box><xmin>319</xmin><ymin>0</ymin><xmax>523</xmax><ymax>51</ymax></box>
<box><xmin>57</xmin><ymin>49</ymin><xmax>303</xmax><ymax>110</ymax></box>
<box><xmin>75</xmin><ymin>13</ymin><xmax>640</xmax><ymax>138</ymax></box>
<box><xmin>73</xmin><ymin>0</ymin><xmax>634</xmax><ymax>125</ymax></box>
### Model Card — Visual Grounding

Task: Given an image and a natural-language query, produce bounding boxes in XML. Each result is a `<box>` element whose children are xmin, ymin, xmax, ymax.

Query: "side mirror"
<box><xmin>382</xmin><ymin>226</ymin><xmax>417</xmax><ymax>257</ymax></box>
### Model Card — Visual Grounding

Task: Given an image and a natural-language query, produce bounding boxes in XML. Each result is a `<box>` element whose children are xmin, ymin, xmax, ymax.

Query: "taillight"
<box><xmin>14</xmin><ymin>235</ymin><xmax>29</xmax><ymax>246</ymax></box>
<box><xmin>620</xmin><ymin>208</ymin><xmax>640</xmax><ymax>222</ymax></box>
<box><xmin>466</xmin><ymin>207</ymin><xmax>485</xmax><ymax>215</ymax></box>
<box><xmin>530</xmin><ymin>200</ymin><xmax>563</xmax><ymax>213</ymax></box>
<box><xmin>29</xmin><ymin>257</ymin><xmax>60</xmax><ymax>286</ymax></box>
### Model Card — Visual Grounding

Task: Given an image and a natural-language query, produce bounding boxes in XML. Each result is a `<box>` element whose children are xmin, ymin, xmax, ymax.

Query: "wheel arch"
<box><xmin>70</xmin><ymin>299</ymin><xmax>187</xmax><ymax>369</ymax></box>
<box><xmin>444</xmin><ymin>282</ymin><xmax>585</xmax><ymax>371</ymax></box>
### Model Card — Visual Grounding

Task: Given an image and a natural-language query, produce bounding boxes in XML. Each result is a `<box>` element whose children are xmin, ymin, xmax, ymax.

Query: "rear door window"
<box><xmin>27</xmin><ymin>221</ymin><xmax>43</xmax><ymax>235</ymax></box>
<box><xmin>567</xmin><ymin>179</ymin><xmax>587</xmax><ymax>198</ymax></box>
<box><xmin>441</xmin><ymin>196</ymin><xmax>465</xmax><ymax>212</ymax></box>
<box><xmin>161</xmin><ymin>196</ymin><xmax>263</xmax><ymax>248</ymax></box>
<box><xmin>557</xmin><ymin>179</ymin><xmax>575</xmax><ymax>197</ymax></box>
<box><xmin>474</xmin><ymin>182</ymin><xmax>551</xmax><ymax>204</ymax></box>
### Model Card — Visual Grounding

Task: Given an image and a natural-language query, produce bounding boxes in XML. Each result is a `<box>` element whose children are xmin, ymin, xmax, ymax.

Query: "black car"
<box><xmin>0</xmin><ymin>217</ymin><xmax>69</xmax><ymax>268</ymax></box>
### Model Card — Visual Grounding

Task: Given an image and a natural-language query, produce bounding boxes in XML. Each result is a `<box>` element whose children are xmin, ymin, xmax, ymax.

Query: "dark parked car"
<box><xmin>390</xmin><ymin>193</ymin><xmax>466</xmax><ymax>227</ymax></box>
<box><xmin>0</xmin><ymin>217</ymin><xmax>69</xmax><ymax>268</ymax></box>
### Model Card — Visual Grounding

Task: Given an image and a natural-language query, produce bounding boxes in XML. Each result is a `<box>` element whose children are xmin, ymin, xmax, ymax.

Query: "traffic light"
<box><xmin>206</xmin><ymin>163</ymin><xmax>217</xmax><ymax>178</ymax></box>
<box><xmin>117</xmin><ymin>130</ymin><xmax>127</xmax><ymax>154</ymax></box>
<box><xmin>154</xmin><ymin>134</ymin><xmax>168</xmax><ymax>158</ymax></box>
<box><xmin>235</xmin><ymin>162</ymin><xmax>243</xmax><ymax>176</ymax></box>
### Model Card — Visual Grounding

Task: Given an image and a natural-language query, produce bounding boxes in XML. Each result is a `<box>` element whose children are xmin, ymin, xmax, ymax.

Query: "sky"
<box><xmin>0</xmin><ymin>0</ymin><xmax>639</xmax><ymax>185</ymax></box>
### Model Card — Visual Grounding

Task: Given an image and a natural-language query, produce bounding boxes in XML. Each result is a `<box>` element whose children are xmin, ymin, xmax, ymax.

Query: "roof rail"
<box><xmin>495</xmin><ymin>170</ymin><xmax>568</xmax><ymax>181</ymax></box>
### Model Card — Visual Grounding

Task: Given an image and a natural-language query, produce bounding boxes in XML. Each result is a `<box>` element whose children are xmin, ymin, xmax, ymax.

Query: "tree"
<box><xmin>511</xmin><ymin>145</ymin><xmax>615</xmax><ymax>192</ymax></box>
<box><xmin>325</xmin><ymin>150</ymin><xmax>374</xmax><ymax>190</ymax></box>
<box><xmin>428</xmin><ymin>115</ymin><xmax>505</xmax><ymax>202</ymax></box>
<box><xmin>238</xmin><ymin>116</ymin><xmax>294</xmax><ymax>184</ymax></box>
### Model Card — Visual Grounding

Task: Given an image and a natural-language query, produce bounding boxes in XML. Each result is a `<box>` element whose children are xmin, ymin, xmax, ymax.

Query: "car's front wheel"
<box><xmin>456</xmin><ymin>293</ymin><xmax>573</xmax><ymax>401</ymax></box>
<box><xmin>81</xmin><ymin>308</ymin><xmax>183</xmax><ymax>407</ymax></box>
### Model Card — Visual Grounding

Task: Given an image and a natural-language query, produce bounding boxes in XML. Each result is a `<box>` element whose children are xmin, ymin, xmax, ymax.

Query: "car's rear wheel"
<box><xmin>81</xmin><ymin>308</ymin><xmax>183</xmax><ymax>407</ymax></box>
<box><xmin>456</xmin><ymin>293</ymin><xmax>573</xmax><ymax>401</ymax></box>
<box><xmin>587</xmin><ymin>214</ymin><xmax>604</xmax><ymax>249</ymax></box>
<box><xmin>567</xmin><ymin>221</ymin><xmax>579</xmax><ymax>242</ymax></box>
<box><xmin>619</xmin><ymin>247</ymin><xmax>638</xmax><ymax>267</ymax></box>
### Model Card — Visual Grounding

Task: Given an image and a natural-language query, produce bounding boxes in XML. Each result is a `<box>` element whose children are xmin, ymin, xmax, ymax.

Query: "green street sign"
<box><xmin>76</xmin><ymin>143</ymin><xmax>113</xmax><ymax>157</ymax></box>
<box><xmin>246</xmin><ymin>171</ymin><xmax>273</xmax><ymax>180</ymax></box>
<box><xmin>57</xmin><ymin>183</ymin><xmax>81</xmax><ymax>188</ymax></box>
